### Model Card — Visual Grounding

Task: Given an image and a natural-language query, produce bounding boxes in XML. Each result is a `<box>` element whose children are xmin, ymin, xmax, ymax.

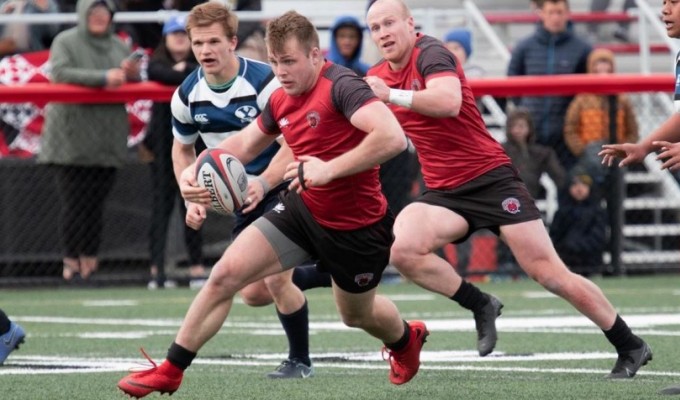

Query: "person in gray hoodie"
<box><xmin>38</xmin><ymin>0</ymin><xmax>140</xmax><ymax>281</ymax></box>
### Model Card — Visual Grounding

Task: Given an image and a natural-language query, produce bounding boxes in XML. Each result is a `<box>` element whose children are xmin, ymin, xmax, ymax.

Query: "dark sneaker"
<box><xmin>266</xmin><ymin>358</ymin><xmax>314</xmax><ymax>379</ymax></box>
<box><xmin>382</xmin><ymin>320</ymin><xmax>429</xmax><ymax>385</ymax></box>
<box><xmin>117</xmin><ymin>349</ymin><xmax>183</xmax><ymax>398</ymax></box>
<box><xmin>607</xmin><ymin>341</ymin><xmax>652</xmax><ymax>379</ymax></box>
<box><xmin>474</xmin><ymin>294</ymin><xmax>503</xmax><ymax>357</ymax></box>
<box><xmin>0</xmin><ymin>321</ymin><xmax>25</xmax><ymax>365</ymax></box>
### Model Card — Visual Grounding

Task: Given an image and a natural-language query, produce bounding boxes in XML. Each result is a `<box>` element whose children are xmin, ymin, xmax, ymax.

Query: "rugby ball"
<box><xmin>195</xmin><ymin>149</ymin><xmax>248</xmax><ymax>215</ymax></box>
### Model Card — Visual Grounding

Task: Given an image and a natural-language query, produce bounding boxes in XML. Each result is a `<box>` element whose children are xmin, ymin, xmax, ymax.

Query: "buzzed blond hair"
<box><xmin>368</xmin><ymin>0</ymin><xmax>412</xmax><ymax>18</ymax></box>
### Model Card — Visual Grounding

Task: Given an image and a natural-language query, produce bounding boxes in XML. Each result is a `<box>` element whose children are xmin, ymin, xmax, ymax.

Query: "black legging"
<box><xmin>53</xmin><ymin>165</ymin><xmax>116</xmax><ymax>258</ymax></box>
<box><xmin>148</xmin><ymin>155</ymin><xmax>203</xmax><ymax>275</ymax></box>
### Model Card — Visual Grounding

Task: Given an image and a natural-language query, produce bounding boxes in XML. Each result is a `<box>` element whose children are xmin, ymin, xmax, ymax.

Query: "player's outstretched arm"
<box><xmin>600</xmin><ymin>113</ymin><xmax>680</xmax><ymax>167</ymax></box>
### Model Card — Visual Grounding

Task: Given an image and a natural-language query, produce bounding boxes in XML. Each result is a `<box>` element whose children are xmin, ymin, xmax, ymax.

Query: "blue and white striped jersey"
<box><xmin>171</xmin><ymin>56</ymin><xmax>281</xmax><ymax>175</ymax></box>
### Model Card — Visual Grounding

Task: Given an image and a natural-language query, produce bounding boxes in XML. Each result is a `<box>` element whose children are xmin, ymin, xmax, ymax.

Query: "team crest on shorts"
<box><xmin>306</xmin><ymin>111</ymin><xmax>320</xmax><ymax>128</ymax></box>
<box><xmin>354</xmin><ymin>273</ymin><xmax>374</xmax><ymax>287</ymax></box>
<box><xmin>501</xmin><ymin>197</ymin><xmax>521</xmax><ymax>214</ymax></box>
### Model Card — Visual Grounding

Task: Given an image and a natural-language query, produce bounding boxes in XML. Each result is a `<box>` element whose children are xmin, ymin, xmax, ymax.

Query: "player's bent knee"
<box><xmin>239</xmin><ymin>282</ymin><xmax>274</xmax><ymax>307</ymax></box>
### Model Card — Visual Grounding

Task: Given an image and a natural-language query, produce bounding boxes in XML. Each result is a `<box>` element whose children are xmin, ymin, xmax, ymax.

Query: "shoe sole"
<box><xmin>118</xmin><ymin>385</ymin><xmax>177</xmax><ymax>399</ymax></box>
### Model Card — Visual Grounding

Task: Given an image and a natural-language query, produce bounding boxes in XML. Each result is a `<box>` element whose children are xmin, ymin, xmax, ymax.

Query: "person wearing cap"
<box><xmin>549</xmin><ymin>167</ymin><xmax>607</xmax><ymax>277</ymax></box>
<box><xmin>142</xmin><ymin>14</ymin><xmax>203</xmax><ymax>289</ymax></box>
<box><xmin>39</xmin><ymin>0</ymin><xmax>141</xmax><ymax>281</ymax></box>
<box><xmin>442</xmin><ymin>27</ymin><xmax>484</xmax><ymax>78</ymax></box>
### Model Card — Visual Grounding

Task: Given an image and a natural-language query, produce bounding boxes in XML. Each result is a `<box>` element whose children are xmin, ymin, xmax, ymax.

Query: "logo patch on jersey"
<box><xmin>306</xmin><ymin>111</ymin><xmax>320</xmax><ymax>129</ymax></box>
<box><xmin>194</xmin><ymin>113</ymin><xmax>209</xmax><ymax>124</ymax></box>
<box><xmin>273</xmin><ymin>202</ymin><xmax>285</xmax><ymax>213</ymax></box>
<box><xmin>278</xmin><ymin>117</ymin><xmax>290</xmax><ymax>129</ymax></box>
<box><xmin>501</xmin><ymin>197</ymin><xmax>521</xmax><ymax>214</ymax></box>
<box><xmin>235</xmin><ymin>105</ymin><xmax>258</xmax><ymax>123</ymax></box>
<box><xmin>354</xmin><ymin>273</ymin><xmax>374</xmax><ymax>287</ymax></box>
<box><xmin>410</xmin><ymin>79</ymin><xmax>422</xmax><ymax>91</ymax></box>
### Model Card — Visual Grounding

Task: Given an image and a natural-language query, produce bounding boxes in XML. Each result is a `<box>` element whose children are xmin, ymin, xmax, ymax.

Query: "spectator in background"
<box><xmin>0</xmin><ymin>0</ymin><xmax>61</xmax><ymax>57</ymax></box>
<box><xmin>564</xmin><ymin>48</ymin><xmax>638</xmax><ymax>188</ymax></box>
<box><xmin>443</xmin><ymin>28</ymin><xmax>484</xmax><ymax>78</ymax></box>
<box><xmin>0</xmin><ymin>308</ymin><xmax>25</xmax><ymax>365</ymax></box>
<box><xmin>497</xmin><ymin>108</ymin><xmax>565</xmax><ymax>279</ymax></box>
<box><xmin>327</xmin><ymin>15</ymin><xmax>370</xmax><ymax>76</ymax></box>
<box><xmin>38</xmin><ymin>0</ymin><xmax>141</xmax><ymax>281</ymax></box>
<box><xmin>507</xmin><ymin>0</ymin><xmax>592</xmax><ymax>171</ymax></box>
<box><xmin>142</xmin><ymin>14</ymin><xmax>204</xmax><ymax>289</ymax></box>
<box><xmin>504</xmin><ymin>108</ymin><xmax>566</xmax><ymax>200</ymax></box>
<box><xmin>232</xmin><ymin>0</ymin><xmax>268</xmax><ymax>62</ymax></box>
<box><xmin>550</xmin><ymin>168</ymin><xmax>607</xmax><ymax>277</ymax></box>
<box><xmin>589</xmin><ymin>0</ymin><xmax>636</xmax><ymax>42</ymax></box>
<box><xmin>117</xmin><ymin>0</ymin><xmax>165</xmax><ymax>50</ymax></box>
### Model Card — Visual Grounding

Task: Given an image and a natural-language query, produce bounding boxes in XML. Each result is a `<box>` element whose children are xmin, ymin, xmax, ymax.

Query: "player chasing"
<box><xmin>364</xmin><ymin>0</ymin><xmax>651</xmax><ymax>379</ymax></box>
<box><xmin>599</xmin><ymin>0</ymin><xmax>680</xmax><ymax>394</ymax></box>
<box><xmin>117</xmin><ymin>10</ymin><xmax>428</xmax><ymax>398</ymax></box>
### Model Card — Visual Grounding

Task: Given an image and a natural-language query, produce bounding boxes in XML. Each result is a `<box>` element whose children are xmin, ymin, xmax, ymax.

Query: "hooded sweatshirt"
<box><xmin>39</xmin><ymin>0</ymin><xmax>132</xmax><ymax>168</ymax></box>
<box><xmin>502</xmin><ymin>109</ymin><xmax>566</xmax><ymax>198</ymax></box>
<box><xmin>563</xmin><ymin>48</ymin><xmax>639</xmax><ymax>157</ymax></box>
<box><xmin>326</xmin><ymin>16</ymin><xmax>369</xmax><ymax>77</ymax></box>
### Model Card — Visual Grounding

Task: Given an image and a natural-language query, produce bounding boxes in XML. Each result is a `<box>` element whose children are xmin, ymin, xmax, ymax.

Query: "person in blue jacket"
<box><xmin>507</xmin><ymin>0</ymin><xmax>592</xmax><ymax>170</ymax></box>
<box><xmin>326</xmin><ymin>15</ymin><xmax>370</xmax><ymax>77</ymax></box>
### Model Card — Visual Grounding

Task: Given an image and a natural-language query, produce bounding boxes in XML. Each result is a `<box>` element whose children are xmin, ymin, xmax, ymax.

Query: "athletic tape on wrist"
<box><xmin>254</xmin><ymin>176</ymin><xmax>270</xmax><ymax>195</ymax></box>
<box><xmin>389</xmin><ymin>89</ymin><xmax>413</xmax><ymax>108</ymax></box>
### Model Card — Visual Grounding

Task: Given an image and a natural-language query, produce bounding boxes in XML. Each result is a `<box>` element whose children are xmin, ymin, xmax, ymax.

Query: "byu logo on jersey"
<box><xmin>194</xmin><ymin>113</ymin><xmax>209</xmax><ymax>124</ymax></box>
<box><xmin>235</xmin><ymin>105</ymin><xmax>258</xmax><ymax>123</ymax></box>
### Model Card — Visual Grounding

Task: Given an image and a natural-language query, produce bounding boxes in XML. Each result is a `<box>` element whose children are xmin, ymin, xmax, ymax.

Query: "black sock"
<box><xmin>0</xmin><ymin>309</ymin><xmax>9</xmax><ymax>335</ymax></box>
<box><xmin>603</xmin><ymin>315</ymin><xmax>643</xmax><ymax>354</ymax></box>
<box><xmin>385</xmin><ymin>320</ymin><xmax>410</xmax><ymax>351</ymax></box>
<box><xmin>276</xmin><ymin>299</ymin><xmax>311</xmax><ymax>366</ymax></box>
<box><xmin>167</xmin><ymin>342</ymin><xmax>197</xmax><ymax>371</ymax></box>
<box><xmin>292</xmin><ymin>264</ymin><xmax>332</xmax><ymax>291</ymax></box>
<box><xmin>450</xmin><ymin>281</ymin><xmax>489</xmax><ymax>312</ymax></box>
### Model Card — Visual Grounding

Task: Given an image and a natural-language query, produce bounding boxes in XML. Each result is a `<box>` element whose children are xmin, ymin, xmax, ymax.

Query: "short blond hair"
<box><xmin>186</xmin><ymin>2</ymin><xmax>238</xmax><ymax>39</ymax></box>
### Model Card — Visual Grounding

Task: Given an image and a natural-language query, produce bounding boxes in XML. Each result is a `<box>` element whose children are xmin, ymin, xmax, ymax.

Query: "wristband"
<box><xmin>389</xmin><ymin>89</ymin><xmax>414</xmax><ymax>108</ymax></box>
<box><xmin>297</xmin><ymin>162</ymin><xmax>308</xmax><ymax>191</ymax></box>
<box><xmin>254</xmin><ymin>176</ymin><xmax>270</xmax><ymax>195</ymax></box>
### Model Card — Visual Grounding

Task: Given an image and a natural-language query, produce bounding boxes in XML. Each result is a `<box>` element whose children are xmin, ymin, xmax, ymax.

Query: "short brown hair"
<box><xmin>265</xmin><ymin>11</ymin><xmax>319</xmax><ymax>56</ymax></box>
<box><xmin>186</xmin><ymin>2</ymin><xmax>238</xmax><ymax>39</ymax></box>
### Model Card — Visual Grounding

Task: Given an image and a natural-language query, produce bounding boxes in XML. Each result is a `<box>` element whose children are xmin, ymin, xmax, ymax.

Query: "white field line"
<box><xmin>2</xmin><ymin>353</ymin><xmax>680</xmax><ymax>377</ymax></box>
<box><xmin>15</xmin><ymin>313</ymin><xmax>680</xmax><ymax>330</ymax></box>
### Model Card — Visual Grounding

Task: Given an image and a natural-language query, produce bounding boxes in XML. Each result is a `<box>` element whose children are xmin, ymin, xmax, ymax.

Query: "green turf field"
<box><xmin>1</xmin><ymin>275</ymin><xmax>679</xmax><ymax>399</ymax></box>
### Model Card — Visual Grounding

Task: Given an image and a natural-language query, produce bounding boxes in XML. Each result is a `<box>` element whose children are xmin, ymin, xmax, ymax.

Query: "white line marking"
<box><xmin>82</xmin><ymin>300</ymin><xmax>138</xmax><ymax>307</ymax></box>
<box><xmin>3</xmin><ymin>353</ymin><xmax>679</xmax><ymax>377</ymax></box>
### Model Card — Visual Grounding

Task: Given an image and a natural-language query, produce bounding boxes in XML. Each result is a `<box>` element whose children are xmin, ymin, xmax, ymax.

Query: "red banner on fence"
<box><xmin>0</xmin><ymin>50</ymin><xmax>150</xmax><ymax>158</ymax></box>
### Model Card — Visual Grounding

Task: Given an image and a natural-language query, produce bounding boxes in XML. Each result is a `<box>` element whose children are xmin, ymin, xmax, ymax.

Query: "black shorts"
<box><xmin>261</xmin><ymin>190</ymin><xmax>394</xmax><ymax>293</ymax></box>
<box><xmin>416</xmin><ymin>164</ymin><xmax>541</xmax><ymax>243</ymax></box>
<box><xmin>233</xmin><ymin>181</ymin><xmax>289</xmax><ymax>237</ymax></box>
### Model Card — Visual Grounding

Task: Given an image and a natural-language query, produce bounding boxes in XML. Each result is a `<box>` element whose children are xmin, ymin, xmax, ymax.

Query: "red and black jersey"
<box><xmin>258</xmin><ymin>61</ymin><xmax>386</xmax><ymax>230</ymax></box>
<box><xmin>368</xmin><ymin>33</ymin><xmax>510</xmax><ymax>190</ymax></box>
